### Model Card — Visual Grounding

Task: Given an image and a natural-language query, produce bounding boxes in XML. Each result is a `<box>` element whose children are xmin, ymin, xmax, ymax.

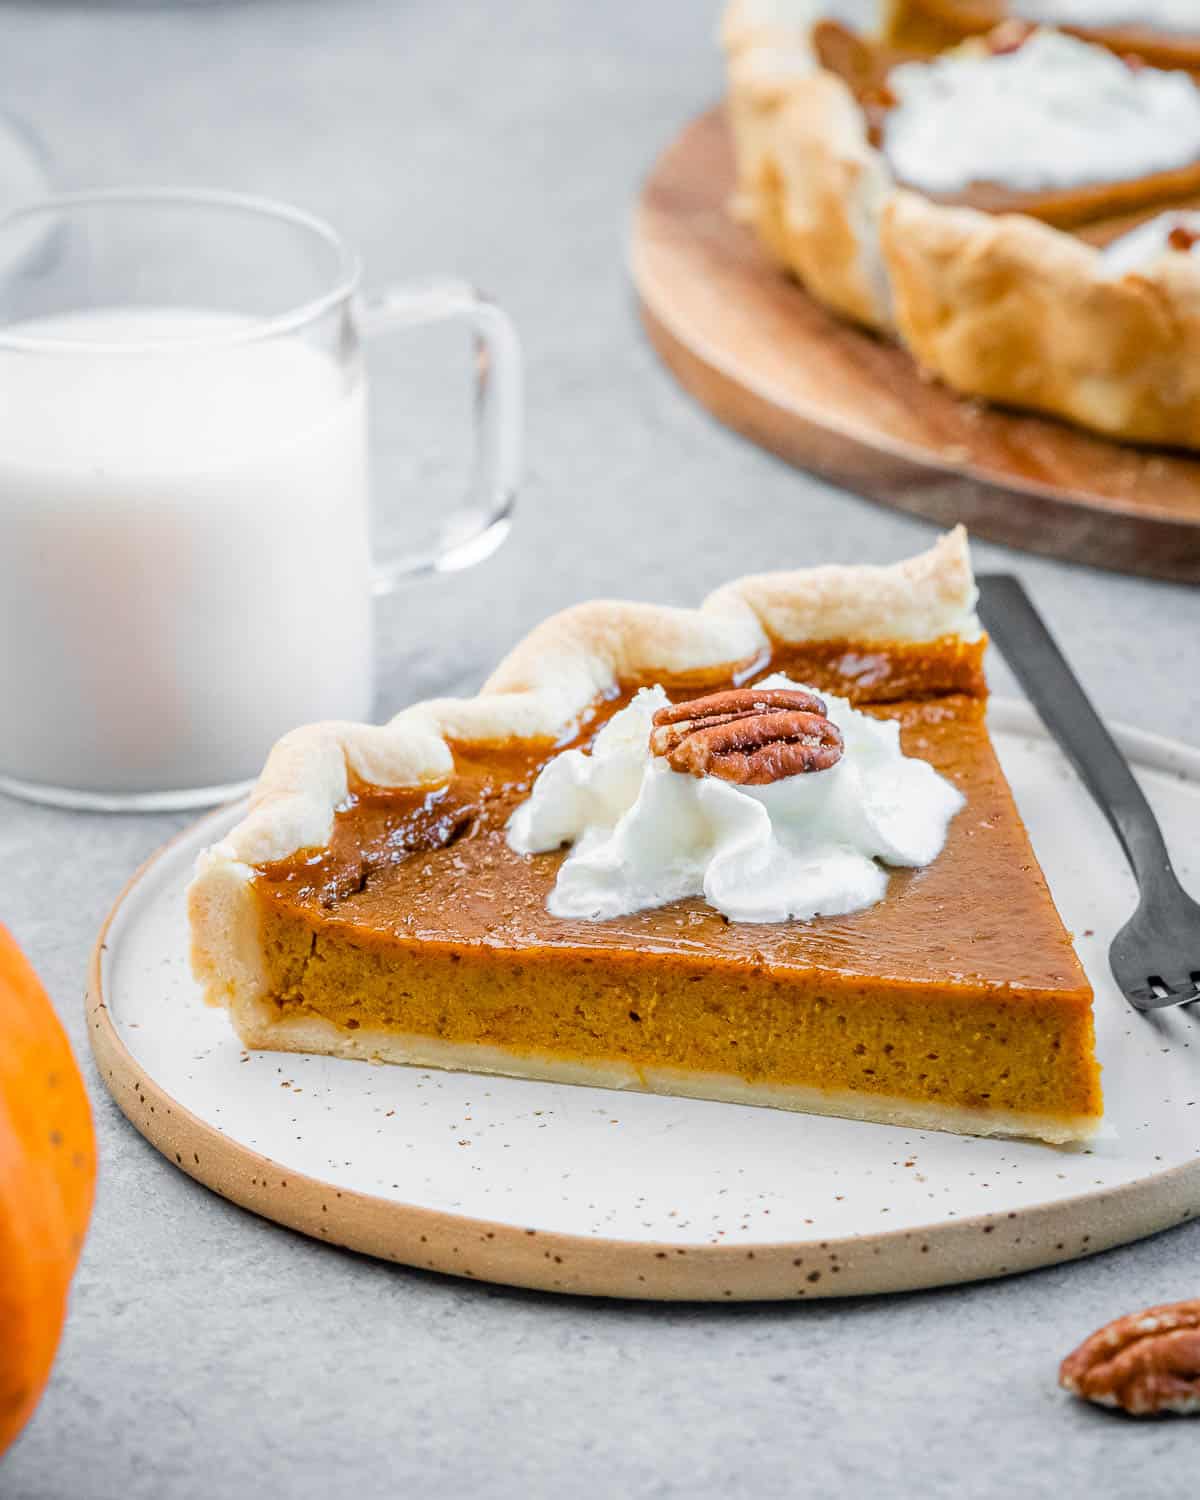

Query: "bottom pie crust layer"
<box><xmin>229</xmin><ymin>1005</ymin><xmax>1100</xmax><ymax>1146</ymax></box>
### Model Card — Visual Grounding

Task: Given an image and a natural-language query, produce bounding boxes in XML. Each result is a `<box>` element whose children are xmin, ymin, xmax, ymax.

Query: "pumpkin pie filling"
<box><xmin>249</xmin><ymin>636</ymin><xmax>1101</xmax><ymax>1138</ymax></box>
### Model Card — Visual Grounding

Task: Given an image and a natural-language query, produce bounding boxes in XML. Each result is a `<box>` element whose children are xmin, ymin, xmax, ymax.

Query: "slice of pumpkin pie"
<box><xmin>189</xmin><ymin>529</ymin><xmax>1102</xmax><ymax>1143</ymax></box>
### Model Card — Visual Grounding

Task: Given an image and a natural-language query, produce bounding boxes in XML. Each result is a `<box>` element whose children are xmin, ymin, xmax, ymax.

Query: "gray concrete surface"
<box><xmin>2</xmin><ymin>1</ymin><xmax>1200</xmax><ymax>1495</ymax></box>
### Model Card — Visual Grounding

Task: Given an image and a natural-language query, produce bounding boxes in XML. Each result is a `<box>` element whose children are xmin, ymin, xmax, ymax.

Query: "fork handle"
<box><xmin>977</xmin><ymin>575</ymin><xmax>1175</xmax><ymax>898</ymax></box>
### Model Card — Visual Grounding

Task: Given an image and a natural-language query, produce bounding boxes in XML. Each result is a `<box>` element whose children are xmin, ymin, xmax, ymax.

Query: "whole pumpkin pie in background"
<box><xmin>189</xmin><ymin>529</ymin><xmax>1103</xmax><ymax>1144</ymax></box>
<box><xmin>723</xmin><ymin>1</ymin><xmax>1200</xmax><ymax>448</ymax></box>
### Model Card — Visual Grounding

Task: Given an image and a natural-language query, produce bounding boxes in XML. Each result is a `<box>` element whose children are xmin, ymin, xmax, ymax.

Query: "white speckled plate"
<box><xmin>89</xmin><ymin>700</ymin><xmax>1200</xmax><ymax>1300</ymax></box>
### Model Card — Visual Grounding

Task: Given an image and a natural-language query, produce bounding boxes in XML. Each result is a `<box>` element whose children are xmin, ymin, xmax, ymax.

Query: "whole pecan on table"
<box><xmin>1059</xmin><ymin>1299</ymin><xmax>1200</xmax><ymax>1416</ymax></box>
<box><xmin>649</xmin><ymin>688</ymin><xmax>844</xmax><ymax>786</ymax></box>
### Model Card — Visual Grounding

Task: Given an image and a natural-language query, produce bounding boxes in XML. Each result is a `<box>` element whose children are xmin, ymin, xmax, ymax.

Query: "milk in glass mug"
<box><xmin>0</xmin><ymin>189</ymin><xmax>521</xmax><ymax>809</ymax></box>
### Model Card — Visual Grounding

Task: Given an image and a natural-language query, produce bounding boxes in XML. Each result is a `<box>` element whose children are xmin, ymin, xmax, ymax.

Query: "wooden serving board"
<box><xmin>631</xmin><ymin>108</ymin><xmax>1200</xmax><ymax>584</ymax></box>
<box><xmin>89</xmin><ymin>702</ymin><xmax>1200</xmax><ymax>1301</ymax></box>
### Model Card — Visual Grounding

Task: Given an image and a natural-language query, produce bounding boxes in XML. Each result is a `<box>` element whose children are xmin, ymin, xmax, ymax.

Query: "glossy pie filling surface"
<box><xmin>250</xmin><ymin>637</ymin><xmax>1102</xmax><ymax>1128</ymax></box>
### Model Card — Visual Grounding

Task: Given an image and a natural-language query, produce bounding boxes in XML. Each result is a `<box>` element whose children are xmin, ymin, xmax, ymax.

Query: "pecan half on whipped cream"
<box><xmin>649</xmin><ymin>688</ymin><xmax>844</xmax><ymax>786</ymax></box>
<box><xmin>1060</xmin><ymin>1299</ymin><xmax>1200</xmax><ymax>1416</ymax></box>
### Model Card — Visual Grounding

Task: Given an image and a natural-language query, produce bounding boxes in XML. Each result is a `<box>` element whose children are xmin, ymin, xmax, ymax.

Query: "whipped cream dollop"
<box><xmin>884</xmin><ymin>30</ymin><xmax>1200</xmax><ymax>195</ymax></box>
<box><xmin>1101</xmin><ymin>210</ymin><xmax>1200</xmax><ymax>275</ymax></box>
<box><xmin>506</xmin><ymin>678</ymin><xmax>964</xmax><ymax>924</ymax></box>
<box><xmin>1014</xmin><ymin>0</ymin><xmax>1196</xmax><ymax>29</ymax></box>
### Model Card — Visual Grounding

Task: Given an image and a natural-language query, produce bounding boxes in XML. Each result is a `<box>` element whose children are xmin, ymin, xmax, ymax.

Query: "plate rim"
<box><xmin>87</xmin><ymin>698</ymin><xmax>1200</xmax><ymax>1300</ymax></box>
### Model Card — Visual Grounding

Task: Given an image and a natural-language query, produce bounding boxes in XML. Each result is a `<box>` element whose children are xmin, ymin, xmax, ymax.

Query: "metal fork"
<box><xmin>978</xmin><ymin>574</ymin><xmax>1200</xmax><ymax>1012</ymax></box>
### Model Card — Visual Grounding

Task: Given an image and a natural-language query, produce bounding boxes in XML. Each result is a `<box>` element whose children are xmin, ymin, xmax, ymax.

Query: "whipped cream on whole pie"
<box><xmin>1014</xmin><ymin>0</ymin><xmax>1197</xmax><ymax>29</ymax></box>
<box><xmin>733</xmin><ymin>1</ymin><xmax>1200</xmax><ymax>43</ymax></box>
<box><xmin>1102</xmin><ymin>210</ymin><xmax>1200</xmax><ymax>275</ymax></box>
<box><xmin>507</xmin><ymin>677</ymin><xmax>964</xmax><ymax>923</ymax></box>
<box><xmin>884</xmin><ymin>29</ymin><xmax>1200</xmax><ymax>194</ymax></box>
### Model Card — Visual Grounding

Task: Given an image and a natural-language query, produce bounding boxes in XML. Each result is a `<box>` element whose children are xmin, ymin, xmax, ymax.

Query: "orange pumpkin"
<box><xmin>0</xmin><ymin>921</ymin><xmax>96</xmax><ymax>1457</ymax></box>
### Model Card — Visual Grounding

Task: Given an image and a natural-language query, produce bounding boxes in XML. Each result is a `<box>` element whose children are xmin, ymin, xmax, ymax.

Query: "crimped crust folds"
<box><xmin>883</xmin><ymin>192</ymin><xmax>1200</xmax><ymax>446</ymax></box>
<box><xmin>721</xmin><ymin>2</ymin><xmax>1200</xmax><ymax>448</ymax></box>
<box><xmin>724</xmin><ymin>1</ymin><xmax>896</xmax><ymax>330</ymax></box>
<box><xmin>742</xmin><ymin>67</ymin><xmax>896</xmax><ymax>330</ymax></box>
<box><xmin>189</xmin><ymin>528</ymin><xmax>978</xmax><ymax>1020</ymax></box>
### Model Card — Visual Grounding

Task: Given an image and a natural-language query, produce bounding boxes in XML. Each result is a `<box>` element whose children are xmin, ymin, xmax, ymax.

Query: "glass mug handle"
<box><xmin>359</xmin><ymin>278</ymin><xmax>522</xmax><ymax>592</ymax></box>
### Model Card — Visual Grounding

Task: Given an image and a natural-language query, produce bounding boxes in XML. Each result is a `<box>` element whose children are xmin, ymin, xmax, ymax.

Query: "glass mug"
<box><xmin>0</xmin><ymin>189</ymin><xmax>521</xmax><ymax>810</ymax></box>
